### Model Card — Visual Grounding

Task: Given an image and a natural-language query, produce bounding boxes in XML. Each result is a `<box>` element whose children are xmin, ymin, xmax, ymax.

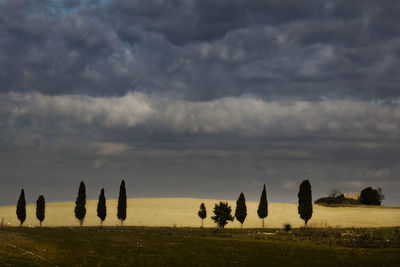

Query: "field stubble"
<box><xmin>1</xmin><ymin>198</ymin><xmax>399</xmax><ymax>228</ymax></box>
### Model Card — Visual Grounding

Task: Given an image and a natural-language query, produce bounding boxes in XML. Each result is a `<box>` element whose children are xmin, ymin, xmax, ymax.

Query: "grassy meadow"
<box><xmin>0</xmin><ymin>227</ymin><xmax>400</xmax><ymax>266</ymax></box>
<box><xmin>1</xmin><ymin>198</ymin><xmax>400</xmax><ymax>228</ymax></box>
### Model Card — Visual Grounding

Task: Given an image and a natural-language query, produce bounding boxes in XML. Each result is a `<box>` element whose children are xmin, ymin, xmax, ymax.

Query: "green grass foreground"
<box><xmin>0</xmin><ymin>227</ymin><xmax>400</xmax><ymax>266</ymax></box>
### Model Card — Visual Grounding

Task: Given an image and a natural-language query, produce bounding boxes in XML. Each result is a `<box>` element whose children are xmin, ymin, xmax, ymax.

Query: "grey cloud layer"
<box><xmin>5</xmin><ymin>92</ymin><xmax>400</xmax><ymax>139</ymax></box>
<box><xmin>1</xmin><ymin>0</ymin><xmax>400</xmax><ymax>206</ymax></box>
<box><xmin>1</xmin><ymin>0</ymin><xmax>400</xmax><ymax>100</ymax></box>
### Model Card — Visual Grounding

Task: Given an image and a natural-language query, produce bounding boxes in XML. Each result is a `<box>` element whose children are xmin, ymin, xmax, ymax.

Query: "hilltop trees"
<box><xmin>117</xmin><ymin>180</ymin><xmax>127</xmax><ymax>226</ymax></box>
<box><xmin>74</xmin><ymin>181</ymin><xmax>87</xmax><ymax>226</ymax></box>
<box><xmin>211</xmin><ymin>202</ymin><xmax>234</xmax><ymax>228</ymax></box>
<box><xmin>235</xmin><ymin>192</ymin><xmax>247</xmax><ymax>228</ymax></box>
<box><xmin>16</xmin><ymin>189</ymin><xmax>26</xmax><ymax>227</ymax></box>
<box><xmin>257</xmin><ymin>184</ymin><xmax>268</xmax><ymax>228</ymax></box>
<box><xmin>359</xmin><ymin>187</ymin><xmax>384</xmax><ymax>205</ymax></box>
<box><xmin>97</xmin><ymin>188</ymin><xmax>107</xmax><ymax>226</ymax></box>
<box><xmin>298</xmin><ymin>180</ymin><xmax>313</xmax><ymax>226</ymax></box>
<box><xmin>36</xmin><ymin>195</ymin><xmax>45</xmax><ymax>227</ymax></box>
<box><xmin>197</xmin><ymin>203</ymin><xmax>207</xmax><ymax>228</ymax></box>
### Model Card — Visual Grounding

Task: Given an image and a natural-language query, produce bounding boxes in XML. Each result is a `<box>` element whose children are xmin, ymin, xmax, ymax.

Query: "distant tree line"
<box><xmin>315</xmin><ymin>187</ymin><xmax>384</xmax><ymax>206</ymax></box>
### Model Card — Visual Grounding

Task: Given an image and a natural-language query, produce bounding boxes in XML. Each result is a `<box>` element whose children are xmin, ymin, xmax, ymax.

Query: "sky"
<box><xmin>1</xmin><ymin>0</ymin><xmax>400</xmax><ymax>206</ymax></box>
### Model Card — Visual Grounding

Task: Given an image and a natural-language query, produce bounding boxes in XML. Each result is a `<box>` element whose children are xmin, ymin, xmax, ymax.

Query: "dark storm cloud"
<box><xmin>1</xmin><ymin>0</ymin><xmax>400</xmax><ymax>99</ymax></box>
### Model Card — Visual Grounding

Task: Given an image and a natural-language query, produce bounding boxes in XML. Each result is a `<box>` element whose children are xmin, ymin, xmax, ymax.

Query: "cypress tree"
<box><xmin>197</xmin><ymin>203</ymin><xmax>207</xmax><ymax>228</ymax></box>
<box><xmin>235</xmin><ymin>192</ymin><xmax>247</xmax><ymax>228</ymax></box>
<box><xmin>298</xmin><ymin>179</ymin><xmax>313</xmax><ymax>226</ymax></box>
<box><xmin>97</xmin><ymin>188</ymin><xmax>107</xmax><ymax>226</ymax></box>
<box><xmin>257</xmin><ymin>184</ymin><xmax>268</xmax><ymax>228</ymax></box>
<box><xmin>117</xmin><ymin>180</ymin><xmax>127</xmax><ymax>226</ymax></box>
<box><xmin>16</xmin><ymin>189</ymin><xmax>26</xmax><ymax>227</ymax></box>
<box><xmin>36</xmin><ymin>195</ymin><xmax>45</xmax><ymax>227</ymax></box>
<box><xmin>74</xmin><ymin>181</ymin><xmax>86</xmax><ymax>226</ymax></box>
<box><xmin>211</xmin><ymin>202</ymin><xmax>234</xmax><ymax>228</ymax></box>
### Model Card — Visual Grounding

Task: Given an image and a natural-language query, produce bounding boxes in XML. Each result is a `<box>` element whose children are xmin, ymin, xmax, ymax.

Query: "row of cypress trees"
<box><xmin>198</xmin><ymin>180</ymin><xmax>313</xmax><ymax>228</ymax></box>
<box><xmin>73</xmin><ymin>180</ymin><xmax>128</xmax><ymax>226</ymax></box>
<box><xmin>15</xmin><ymin>180</ymin><xmax>127</xmax><ymax>227</ymax></box>
<box><xmin>15</xmin><ymin>179</ymin><xmax>312</xmax><ymax>228</ymax></box>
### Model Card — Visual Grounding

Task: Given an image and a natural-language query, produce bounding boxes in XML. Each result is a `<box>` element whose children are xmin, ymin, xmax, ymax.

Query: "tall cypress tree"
<box><xmin>197</xmin><ymin>203</ymin><xmax>207</xmax><ymax>228</ymax></box>
<box><xmin>298</xmin><ymin>180</ymin><xmax>313</xmax><ymax>226</ymax></box>
<box><xmin>74</xmin><ymin>181</ymin><xmax>86</xmax><ymax>227</ymax></box>
<box><xmin>235</xmin><ymin>192</ymin><xmax>247</xmax><ymax>228</ymax></box>
<box><xmin>97</xmin><ymin>188</ymin><xmax>107</xmax><ymax>226</ymax></box>
<box><xmin>257</xmin><ymin>184</ymin><xmax>268</xmax><ymax>228</ymax></box>
<box><xmin>117</xmin><ymin>180</ymin><xmax>127</xmax><ymax>226</ymax></box>
<box><xmin>36</xmin><ymin>195</ymin><xmax>45</xmax><ymax>227</ymax></box>
<box><xmin>16</xmin><ymin>189</ymin><xmax>26</xmax><ymax>227</ymax></box>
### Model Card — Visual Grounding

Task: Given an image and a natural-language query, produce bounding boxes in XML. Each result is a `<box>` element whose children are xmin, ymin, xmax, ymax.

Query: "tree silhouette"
<box><xmin>359</xmin><ymin>187</ymin><xmax>384</xmax><ymax>205</ymax></box>
<box><xmin>211</xmin><ymin>202</ymin><xmax>234</xmax><ymax>228</ymax></box>
<box><xmin>117</xmin><ymin>180</ymin><xmax>127</xmax><ymax>226</ymax></box>
<box><xmin>97</xmin><ymin>188</ymin><xmax>107</xmax><ymax>226</ymax></box>
<box><xmin>235</xmin><ymin>192</ymin><xmax>247</xmax><ymax>228</ymax></box>
<box><xmin>16</xmin><ymin>189</ymin><xmax>26</xmax><ymax>227</ymax></box>
<box><xmin>298</xmin><ymin>180</ymin><xmax>313</xmax><ymax>226</ymax></box>
<box><xmin>74</xmin><ymin>181</ymin><xmax>86</xmax><ymax>226</ymax></box>
<box><xmin>197</xmin><ymin>203</ymin><xmax>207</xmax><ymax>228</ymax></box>
<box><xmin>257</xmin><ymin>184</ymin><xmax>268</xmax><ymax>228</ymax></box>
<box><xmin>36</xmin><ymin>195</ymin><xmax>45</xmax><ymax>227</ymax></box>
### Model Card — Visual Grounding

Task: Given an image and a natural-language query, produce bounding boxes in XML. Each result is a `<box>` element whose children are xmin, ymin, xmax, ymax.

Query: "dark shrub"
<box><xmin>284</xmin><ymin>224</ymin><xmax>292</xmax><ymax>232</ymax></box>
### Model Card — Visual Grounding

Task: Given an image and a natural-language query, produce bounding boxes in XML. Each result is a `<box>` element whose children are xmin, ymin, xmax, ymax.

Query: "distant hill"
<box><xmin>0</xmin><ymin>198</ymin><xmax>399</xmax><ymax>228</ymax></box>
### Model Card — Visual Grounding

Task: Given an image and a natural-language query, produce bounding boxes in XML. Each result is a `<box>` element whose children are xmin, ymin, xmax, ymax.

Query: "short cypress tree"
<box><xmin>36</xmin><ymin>195</ymin><xmax>45</xmax><ymax>227</ymax></box>
<box><xmin>97</xmin><ymin>188</ymin><xmax>107</xmax><ymax>226</ymax></box>
<box><xmin>211</xmin><ymin>202</ymin><xmax>234</xmax><ymax>228</ymax></box>
<box><xmin>197</xmin><ymin>203</ymin><xmax>207</xmax><ymax>228</ymax></box>
<box><xmin>298</xmin><ymin>179</ymin><xmax>313</xmax><ymax>226</ymax></box>
<box><xmin>117</xmin><ymin>180</ymin><xmax>127</xmax><ymax>226</ymax></box>
<box><xmin>74</xmin><ymin>181</ymin><xmax>86</xmax><ymax>226</ymax></box>
<box><xmin>16</xmin><ymin>189</ymin><xmax>26</xmax><ymax>227</ymax></box>
<box><xmin>235</xmin><ymin>192</ymin><xmax>247</xmax><ymax>228</ymax></box>
<box><xmin>257</xmin><ymin>184</ymin><xmax>268</xmax><ymax>228</ymax></box>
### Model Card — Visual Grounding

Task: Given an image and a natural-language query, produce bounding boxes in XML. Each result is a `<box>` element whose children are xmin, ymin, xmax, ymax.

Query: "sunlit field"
<box><xmin>1</xmin><ymin>198</ymin><xmax>399</xmax><ymax>228</ymax></box>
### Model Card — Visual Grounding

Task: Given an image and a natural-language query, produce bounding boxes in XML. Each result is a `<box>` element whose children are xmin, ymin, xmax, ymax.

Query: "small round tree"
<box><xmin>211</xmin><ymin>202</ymin><xmax>234</xmax><ymax>228</ymax></box>
<box><xmin>74</xmin><ymin>181</ymin><xmax>86</xmax><ymax>227</ymax></box>
<box><xmin>97</xmin><ymin>188</ymin><xmax>107</xmax><ymax>226</ymax></box>
<box><xmin>16</xmin><ymin>189</ymin><xmax>26</xmax><ymax>227</ymax></box>
<box><xmin>235</xmin><ymin>192</ymin><xmax>247</xmax><ymax>228</ymax></box>
<box><xmin>298</xmin><ymin>180</ymin><xmax>313</xmax><ymax>226</ymax></box>
<box><xmin>257</xmin><ymin>184</ymin><xmax>268</xmax><ymax>228</ymax></box>
<box><xmin>117</xmin><ymin>180</ymin><xmax>127</xmax><ymax>226</ymax></box>
<box><xmin>36</xmin><ymin>195</ymin><xmax>45</xmax><ymax>227</ymax></box>
<box><xmin>359</xmin><ymin>187</ymin><xmax>383</xmax><ymax>205</ymax></box>
<box><xmin>197</xmin><ymin>203</ymin><xmax>207</xmax><ymax>228</ymax></box>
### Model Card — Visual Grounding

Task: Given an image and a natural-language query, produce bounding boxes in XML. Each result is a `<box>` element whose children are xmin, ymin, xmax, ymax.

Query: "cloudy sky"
<box><xmin>1</xmin><ymin>0</ymin><xmax>400</xmax><ymax>206</ymax></box>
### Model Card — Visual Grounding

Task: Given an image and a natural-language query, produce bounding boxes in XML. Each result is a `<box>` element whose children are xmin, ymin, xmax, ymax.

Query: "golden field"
<box><xmin>0</xmin><ymin>198</ymin><xmax>399</xmax><ymax>228</ymax></box>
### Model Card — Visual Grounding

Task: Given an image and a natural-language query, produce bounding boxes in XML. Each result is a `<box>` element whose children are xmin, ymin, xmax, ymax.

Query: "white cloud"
<box><xmin>4</xmin><ymin>92</ymin><xmax>400</xmax><ymax>140</ymax></box>
<box><xmin>282</xmin><ymin>181</ymin><xmax>296</xmax><ymax>189</ymax></box>
<box><xmin>89</xmin><ymin>142</ymin><xmax>131</xmax><ymax>155</ymax></box>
